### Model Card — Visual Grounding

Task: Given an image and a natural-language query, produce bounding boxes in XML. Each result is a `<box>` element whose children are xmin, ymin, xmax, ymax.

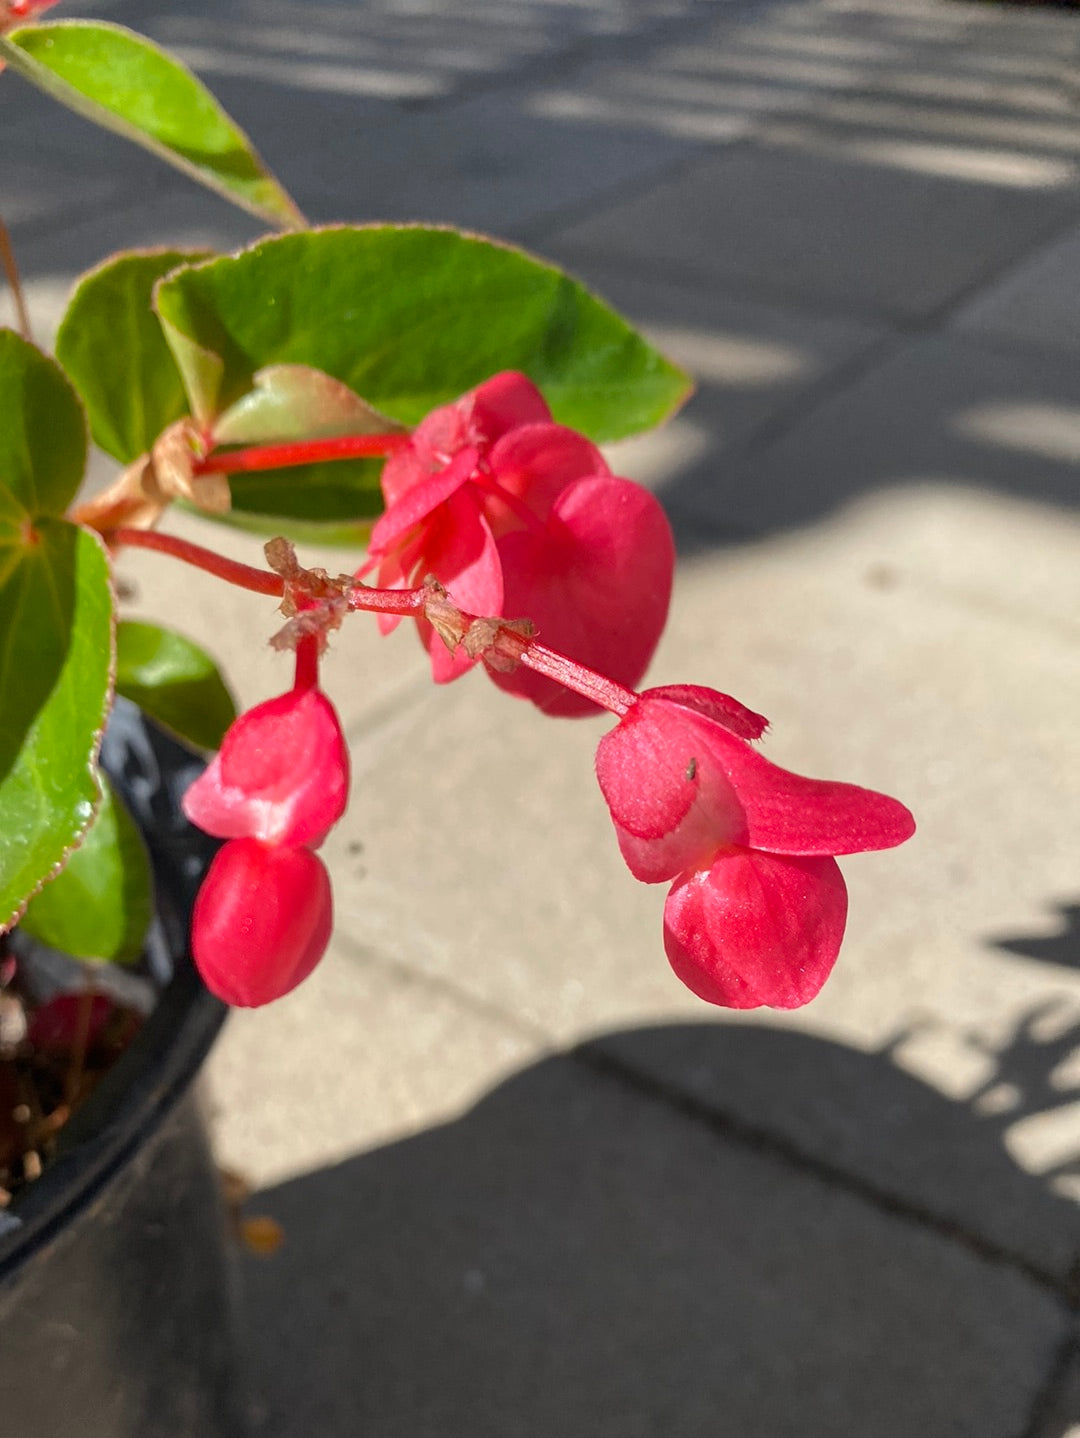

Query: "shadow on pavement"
<box><xmin>993</xmin><ymin>903</ymin><xmax>1080</xmax><ymax>973</ymax></box>
<box><xmin>235</xmin><ymin>1015</ymin><xmax>1080</xmax><ymax>1437</ymax></box>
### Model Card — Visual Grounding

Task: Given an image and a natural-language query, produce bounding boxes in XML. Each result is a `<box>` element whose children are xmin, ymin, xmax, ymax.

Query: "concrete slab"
<box><xmin>318</xmin><ymin>484</ymin><xmax>1080</xmax><ymax>1279</ymax></box>
<box><xmin>524</xmin><ymin>51</ymin><xmax>807</xmax><ymax>148</ymax></box>
<box><xmin>552</xmin><ymin>262</ymin><xmax>887</xmax><ymax>484</ymax></box>
<box><xmin>953</xmin><ymin>223</ymin><xmax>1080</xmax><ymax>360</ymax></box>
<box><xmin>257</xmin><ymin>87</ymin><xmax>696</xmax><ymax>232</ymax></box>
<box><xmin>0</xmin><ymin>153</ymin><xmax>127</xmax><ymax>235</ymax></box>
<box><xmin>205</xmin><ymin>937</ymin><xmax>546</xmax><ymax>1191</ymax></box>
<box><xmin>234</xmin><ymin>1046</ymin><xmax>1068</xmax><ymax>1437</ymax></box>
<box><xmin>658</xmin><ymin>333</ymin><xmax>1080</xmax><ymax>539</ymax></box>
<box><xmin>540</xmin><ymin>141</ymin><xmax>1080</xmax><ymax>319</ymax></box>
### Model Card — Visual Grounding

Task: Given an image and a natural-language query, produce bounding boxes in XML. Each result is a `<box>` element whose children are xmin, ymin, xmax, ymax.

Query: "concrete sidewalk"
<box><xmin>5</xmin><ymin>0</ymin><xmax>1080</xmax><ymax>1432</ymax></box>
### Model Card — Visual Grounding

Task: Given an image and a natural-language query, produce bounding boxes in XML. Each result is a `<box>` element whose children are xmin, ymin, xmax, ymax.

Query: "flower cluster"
<box><xmin>177</xmin><ymin>378</ymin><xmax>914</xmax><ymax>1014</ymax></box>
<box><xmin>362</xmin><ymin>372</ymin><xmax>675</xmax><ymax>716</ymax></box>
<box><xmin>181</xmin><ymin>684</ymin><xmax>349</xmax><ymax>1006</ymax></box>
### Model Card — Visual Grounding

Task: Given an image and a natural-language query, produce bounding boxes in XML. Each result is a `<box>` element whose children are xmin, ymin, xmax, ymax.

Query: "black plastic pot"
<box><xmin>0</xmin><ymin>704</ymin><xmax>247</xmax><ymax>1438</ymax></box>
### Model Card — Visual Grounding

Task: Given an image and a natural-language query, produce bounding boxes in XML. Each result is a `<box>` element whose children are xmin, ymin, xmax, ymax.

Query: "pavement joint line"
<box><xmin>525</xmin><ymin>228</ymin><xmax>925</xmax><ymax>329</ymax></box>
<box><xmin>332</xmin><ymin>931</ymin><xmax>1080</xmax><ymax>1310</ymax></box>
<box><xmin>915</xmin><ymin>199</ymin><xmax>1080</xmax><ymax>334</ymax></box>
<box><xmin>329</xmin><ymin>927</ymin><xmax>557</xmax><ymax>1052</ymax></box>
<box><xmin>690</xmin><ymin>320</ymin><xmax>907</xmax><ymax>470</ymax></box>
<box><xmin>515</xmin><ymin>128</ymin><xmax>745</xmax><ymax>241</ymax></box>
<box><xmin>944</xmin><ymin>320</ymin><xmax>1080</xmax><ymax>376</ymax></box>
<box><xmin>575</xmin><ymin>1042</ymin><xmax>1080</xmax><ymax>1310</ymax></box>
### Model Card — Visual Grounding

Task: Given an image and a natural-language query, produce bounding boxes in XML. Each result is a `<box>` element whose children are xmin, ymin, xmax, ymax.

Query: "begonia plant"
<box><xmin>0</xmin><ymin>7</ymin><xmax>913</xmax><ymax>1193</ymax></box>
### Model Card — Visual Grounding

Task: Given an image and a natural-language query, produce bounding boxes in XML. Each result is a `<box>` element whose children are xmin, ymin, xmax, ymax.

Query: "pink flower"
<box><xmin>595</xmin><ymin>685</ymin><xmax>915</xmax><ymax>1009</ymax></box>
<box><xmin>182</xmin><ymin>686</ymin><xmax>349</xmax><ymax>1006</ymax></box>
<box><xmin>182</xmin><ymin>687</ymin><xmax>348</xmax><ymax>849</ymax></box>
<box><xmin>363</xmin><ymin>372</ymin><xmax>674</xmax><ymax>716</ymax></box>
<box><xmin>187</xmin><ymin>839</ymin><xmax>333</xmax><ymax>1008</ymax></box>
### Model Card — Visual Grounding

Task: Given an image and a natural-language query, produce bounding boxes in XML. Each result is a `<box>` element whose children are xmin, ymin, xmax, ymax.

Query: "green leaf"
<box><xmin>115</xmin><ymin>620</ymin><xmax>236</xmax><ymax>751</ymax></box>
<box><xmin>0</xmin><ymin>329</ymin><xmax>87</xmax><ymax>515</ymax></box>
<box><xmin>0</xmin><ymin>21</ymin><xmax>303</xmax><ymax>229</ymax></box>
<box><xmin>56</xmin><ymin>249</ymin><xmax>209</xmax><ymax>464</ymax></box>
<box><xmin>211</xmin><ymin>364</ymin><xmax>406</xmax><ymax>446</ymax></box>
<box><xmin>155</xmin><ymin>227</ymin><xmax>692</xmax><ymax>442</ymax></box>
<box><xmin>227</xmin><ymin>457</ymin><xmax>385</xmax><ymax>527</ymax></box>
<box><xmin>208</xmin><ymin>365</ymin><xmax>400</xmax><ymax>531</ymax></box>
<box><xmin>0</xmin><ymin>506</ymin><xmax>114</xmax><ymax>932</ymax></box>
<box><xmin>19</xmin><ymin>774</ymin><xmax>151</xmax><ymax>965</ymax></box>
<box><xmin>185</xmin><ymin>503</ymin><xmax>373</xmax><ymax>550</ymax></box>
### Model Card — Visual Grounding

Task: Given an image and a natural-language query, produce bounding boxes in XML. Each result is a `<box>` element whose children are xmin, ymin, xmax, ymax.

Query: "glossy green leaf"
<box><xmin>19</xmin><ymin>774</ymin><xmax>151</xmax><ymax>964</ymax></box>
<box><xmin>0</xmin><ymin>504</ymin><xmax>114</xmax><ymax>932</ymax></box>
<box><xmin>155</xmin><ymin>227</ymin><xmax>692</xmax><ymax>442</ymax></box>
<box><xmin>0</xmin><ymin>21</ymin><xmax>303</xmax><ymax>229</ymax></box>
<box><xmin>0</xmin><ymin>329</ymin><xmax>87</xmax><ymax>515</ymax></box>
<box><xmin>115</xmin><ymin>620</ymin><xmax>236</xmax><ymax>751</ymax></box>
<box><xmin>56</xmin><ymin>249</ymin><xmax>209</xmax><ymax>463</ymax></box>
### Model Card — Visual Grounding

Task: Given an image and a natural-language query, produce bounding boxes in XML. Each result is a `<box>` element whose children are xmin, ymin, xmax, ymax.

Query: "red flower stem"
<box><xmin>517</xmin><ymin>641</ymin><xmax>637</xmax><ymax>716</ymax></box>
<box><xmin>293</xmin><ymin>635</ymin><xmax>320</xmax><ymax>692</ymax></box>
<box><xmin>196</xmin><ymin>433</ymin><xmax>410</xmax><ymax>476</ymax></box>
<box><xmin>347</xmin><ymin>582</ymin><xmax>637</xmax><ymax>716</ymax></box>
<box><xmin>110</xmin><ymin>528</ymin><xmax>285</xmax><ymax>597</ymax></box>
<box><xmin>0</xmin><ymin>215</ymin><xmax>31</xmax><ymax>343</ymax></box>
<box><xmin>109</xmin><ymin>539</ymin><xmax>636</xmax><ymax>717</ymax></box>
<box><xmin>345</xmin><ymin>583</ymin><xmax>427</xmax><ymax>618</ymax></box>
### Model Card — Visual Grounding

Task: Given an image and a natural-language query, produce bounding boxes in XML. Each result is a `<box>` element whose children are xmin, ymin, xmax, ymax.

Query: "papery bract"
<box><xmin>596</xmin><ymin>685</ymin><xmax>914</xmax><ymax>1009</ymax></box>
<box><xmin>182</xmin><ymin>686</ymin><xmax>348</xmax><ymax>849</ymax></box>
<box><xmin>190</xmin><ymin>838</ymin><xmax>333</xmax><ymax>1007</ymax></box>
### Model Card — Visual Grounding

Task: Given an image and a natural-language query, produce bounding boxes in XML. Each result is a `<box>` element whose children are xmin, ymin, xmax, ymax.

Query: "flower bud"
<box><xmin>190</xmin><ymin>839</ymin><xmax>333</xmax><ymax>1007</ymax></box>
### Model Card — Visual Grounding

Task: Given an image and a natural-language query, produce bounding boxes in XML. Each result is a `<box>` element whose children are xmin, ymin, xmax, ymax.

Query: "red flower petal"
<box><xmin>642</xmin><ymin>684</ymin><xmax>768</xmax><ymax>742</ymax></box>
<box><xmin>596</xmin><ymin>697</ymin><xmax>746</xmax><ymax>881</ymax></box>
<box><xmin>597</xmin><ymin>693</ymin><xmax>914</xmax><ymax>879</ymax></box>
<box><xmin>485</xmin><ymin>422</ymin><xmax>609</xmax><ymax>525</ymax></box>
<box><xmin>678</xmin><ymin>712</ymin><xmax>917</xmax><ymax>857</ymax></box>
<box><xmin>664</xmin><ymin>849</ymin><xmax>848</xmax><ymax>1009</ymax></box>
<box><xmin>415</xmin><ymin>489</ymin><xmax>505</xmax><ymax>683</ymax></box>
<box><xmin>468</xmin><ymin>370</ymin><xmax>551</xmax><ymax>437</ymax></box>
<box><xmin>182</xmin><ymin>688</ymin><xmax>349</xmax><ymax>849</ymax></box>
<box><xmin>492</xmin><ymin>474</ymin><xmax>674</xmax><ymax>717</ymax></box>
<box><xmin>367</xmin><ymin>446</ymin><xmax>478</xmax><ymax>558</ymax></box>
<box><xmin>381</xmin><ymin>373</ymin><xmax>550</xmax><ymax>508</ymax></box>
<box><xmin>191</xmin><ymin>839</ymin><xmax>333</xmax><ymax>1007</ymax></box>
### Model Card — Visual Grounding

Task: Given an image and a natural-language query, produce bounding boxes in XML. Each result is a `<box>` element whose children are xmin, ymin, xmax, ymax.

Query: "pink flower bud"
<box><xmin>182</xmin><ymin>687</ymin><xmax>349</xmax><ymax>849</ymax></box>
<box><xmin>190</xmin><ymin>839</ymin><xmax>333</xmax><ymax>1007</ymax></box>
